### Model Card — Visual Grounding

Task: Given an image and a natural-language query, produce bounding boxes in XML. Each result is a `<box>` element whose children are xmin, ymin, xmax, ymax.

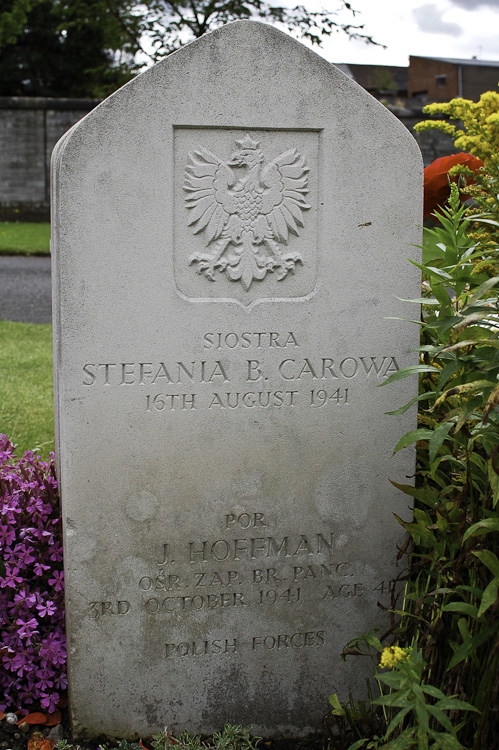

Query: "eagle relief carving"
<box><xmin>184</xmin><ymin>135</ymin><xmax>311</xmax><ymax>291</ymax></box>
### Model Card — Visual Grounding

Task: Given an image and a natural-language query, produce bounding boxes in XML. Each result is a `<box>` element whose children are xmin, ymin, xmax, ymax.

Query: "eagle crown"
<box><xmin>227</xmin><ymin>147</ymin><xmax>264</xmax><ymax>169</ymax></box>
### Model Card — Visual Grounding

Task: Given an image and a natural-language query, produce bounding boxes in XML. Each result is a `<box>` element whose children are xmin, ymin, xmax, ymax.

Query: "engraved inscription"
<box><xmin>132</xmin><ymin>515</ymin><xmax>388</xmax><ymax>621</ymax></box>
<box><xmin>252</xmin><ymin>631</ymin><xmax>325</xmax><ymax>650</ymax></box>
<box><xmin>203</xmin><ymin>332</ymin><xmax>299</xmax><ymax>349</ymax></box>
<box><xmin>185</xmin><ymin>135</ymin><xmax>310</xmax><ymax>290</ymax></box>
<box><xmin>89</xmin><ymin>601</ymin><xmax>131</xmax><ymax>619</ymax></box>
<box><xmin>163</xmin><ymin>632</ymin><xmax>327</xmax><ymax>658</ymax></box>
<box><xmin>80</xmin><ymin>330</ymin><xmax>400</xmax><ymax>414</ymax></box>
<box><xmin>166</xmin><ymin>639</ymin><xmax>239</xmax><ymax>658</ymax></box>
<box><xmin>86</xmin><ymin>511</ymin><xmax>398</xmax><ymax>664</ymax></box>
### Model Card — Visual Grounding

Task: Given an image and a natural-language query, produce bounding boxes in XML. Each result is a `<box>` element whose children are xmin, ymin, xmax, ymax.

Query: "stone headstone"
<box><xmin>52</xmin><ymin>21</ymin><xmax>422</xmax><ymax>739</ymax></box>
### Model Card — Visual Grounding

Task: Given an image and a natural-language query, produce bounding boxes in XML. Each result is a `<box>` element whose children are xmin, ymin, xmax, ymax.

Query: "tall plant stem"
<box><xmin>472</xmin><ymin>636</ymin><xmax>499</xmax><ymax>750</ymax></box>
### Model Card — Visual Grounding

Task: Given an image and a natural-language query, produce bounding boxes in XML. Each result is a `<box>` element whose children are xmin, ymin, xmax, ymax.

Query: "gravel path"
<box><xmin>0</xmin><ymin>255</ymin><xmax>52</xmax><ymax>324</ymax></box>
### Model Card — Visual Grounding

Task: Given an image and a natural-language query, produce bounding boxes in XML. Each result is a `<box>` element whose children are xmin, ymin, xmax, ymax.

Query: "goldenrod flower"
<box><xmin>416</xmin><ymin>85</ymin><xmax>499</xmax><ymax>166</ymax></box>
<box><xmin>380</xmin><ymin>646</ymin><xmax>409</xmax><ymax>669</ymax></box>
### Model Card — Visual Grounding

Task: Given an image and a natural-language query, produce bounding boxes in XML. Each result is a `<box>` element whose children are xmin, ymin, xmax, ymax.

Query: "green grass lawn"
<box><xmin>0</xmin><ymin>221</ymin><xmax>50</xmax><ymax>255</ymax></box>
<box><xmin>0</xmin><ymin>321</ymin><xmax>54</xmax><ymax>456</ymax></box>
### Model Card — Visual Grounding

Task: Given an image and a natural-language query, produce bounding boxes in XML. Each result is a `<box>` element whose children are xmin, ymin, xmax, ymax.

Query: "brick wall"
<box><xmin>409</xmin><ymin>56</ymin><xmax>499</xmax><ymax>102</ymax></box>
<box><xmin>408</xmin><ymin>58</ymin><xmax>459</xmax><ymax>101</ymax></box>
<box><xmin>0</xmin><ymin>97</ymin><xmax>99</xmax><ymax>221</ymax></box>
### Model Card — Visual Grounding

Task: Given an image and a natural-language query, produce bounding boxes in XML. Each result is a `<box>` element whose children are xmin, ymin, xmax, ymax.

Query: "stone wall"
<box><xmin>0</xmin><ymin>97</ymin><xmax>454</xmax><ymax>222</ymax></box>
<box><xmin>0</xmin><ymin>97</ymin><xmax>99</xmax><ymax>221</ymax></box>
<box><xmin>401</xmin><ymin>116</ymin><xmax>457</xmax><ymax>165</ymax></box>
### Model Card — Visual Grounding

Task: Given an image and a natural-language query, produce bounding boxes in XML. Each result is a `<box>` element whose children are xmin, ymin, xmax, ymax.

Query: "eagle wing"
<box><xmin>184</xmin><ymin>148</ymin><xmax>238</xmax><ymax>244</ymax></box>
<box><xmin>259</xmin><ymin>149</ymin><xmax>310</xmax><ymax>245</ymax></box>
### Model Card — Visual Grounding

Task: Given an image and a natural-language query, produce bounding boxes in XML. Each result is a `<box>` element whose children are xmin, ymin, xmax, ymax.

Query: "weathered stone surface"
<box><xmin>52</xmin><ymin>21</ymin><xmax>422</xmax><ymax>739</ymax></box>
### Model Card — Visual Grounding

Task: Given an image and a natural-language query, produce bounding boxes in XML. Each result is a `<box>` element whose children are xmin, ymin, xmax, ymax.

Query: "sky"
<box><xmin>303</xmin><ymin>0</ymin><xmax>499</xmax><ymax>67</ymax></box>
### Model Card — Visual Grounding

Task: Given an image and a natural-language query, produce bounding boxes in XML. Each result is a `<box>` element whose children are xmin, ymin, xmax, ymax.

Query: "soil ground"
<box><xmin>0</xmin><ymin>709</ymin><xmax>330</xmax><ymax>750</ymax></box>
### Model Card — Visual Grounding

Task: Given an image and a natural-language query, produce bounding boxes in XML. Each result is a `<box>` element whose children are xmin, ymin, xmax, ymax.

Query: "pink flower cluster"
<box><xmin>0</xmin><ymin>435</ymin><xmax>66</xmax><ymax>713</ymax></box>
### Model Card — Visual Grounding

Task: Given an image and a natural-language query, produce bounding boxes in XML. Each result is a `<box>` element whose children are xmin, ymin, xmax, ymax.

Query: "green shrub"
<box><xmin>330</xmin><ymin>153</ymin><xmax>499</xmax><ymax>749</ymax></box>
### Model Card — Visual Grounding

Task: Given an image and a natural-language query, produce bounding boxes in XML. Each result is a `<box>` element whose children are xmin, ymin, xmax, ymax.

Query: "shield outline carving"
<box><xmin>173</xmin><ymin>126</ymin><xmax>321</xmax><ymax>310</ymax></box>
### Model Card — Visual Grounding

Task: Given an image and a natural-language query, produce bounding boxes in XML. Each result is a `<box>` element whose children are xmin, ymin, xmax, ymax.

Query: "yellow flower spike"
<box><xmin>447</xmin><ymin>164</ymin><xmax>476</xmax><ymax>179</ymax></box>
<box><xmin>414</xmin><ymin>121</ymin><xmax>456</xmax><ymax>136</ymax></box>
<box><xmin>486</xmin><ymin>113</ymin><xmax>499</xmax><ymax>128</ymax></box>
<box><xmin>379</xmin><ymin>646</ymin><xmax>410</xmax><ymax>669</ymax></box>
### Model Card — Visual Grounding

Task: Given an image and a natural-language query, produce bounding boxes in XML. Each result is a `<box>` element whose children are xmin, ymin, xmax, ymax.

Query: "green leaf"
<box><xmin>442</xmin><ymin>339</ymin><xmax>480</xmax><ymax>352</ymax></box>
<box><xmin>472</xmin><ymin>549</ymin><xmax>499</xmax><ymax>577</ymax></box>
<box><xmin>447</xmin><ymin>625</ymin><xmax>496</xmax><ymax>670</ymax></box>
<box><xmin>433</xmin><ymin>380</ymin><xmax>496</xmax><ymax>409</ymax></box>
<box><xmin>377</xmin><ymin>671</ymin><xmax>404</xmax><ymax>689</ymax></box>
<box><xmin>426</xmin><ymin>703</ymin><xmax>455</xmax><ymax>735</ymax></box>
<box><xmin>432</xmin><ymin>282</ymin><xmax>453</xmax><ymax>307</ymax></box>
<box><xmin>328</xmin><ymin>693</ymin><xmax>345</xmax><ymax>715</ymax></box>
<box><xmin>429</xmin><ymin>421</ymin><xmax>454</xmax><ymax>464</ymax></box>
<box><xmin>396</xmin><ymin>296</ymin><xmax>441</xmax><ymax>305</ymax></box>
<box><xmin>482</xmin><ymin>383</ymin><xmax>499</xmax><ymax>424</ymax></box>
<box><xmin>379</xmin><ymin>727</ymin><xmax>416</xmax><ymax>750</ymax></box>
<box><xmin>437</xmin><ymin>359</ymin><xmax>463</xmax><ymax>391</ymax></box>
<box><xmin>457</xmin><ymin>616</ymin><xmax>472</xmax><ymax>645</ymax></box>
<box><xmin>463</xmin><ymin>518</ymin><xmax>499</xmax><ymax>542</ymax></box>
<box><xmin>427</xmin><ymin>731</ymin><xmax>464</xmax><ymax>749</ymax></box>
<box><xmin>375</xmin><ymin>694</ymin><xmax>411</xmax><ymax>708</ymax></box>
<box><xmin>385</xmin><ymin>705</ymin><xmax>413</xmax><ymax>738</ymax></box>
<box><xmin>393</xmin><ymin>429</ymin><xmax>434</xmax><ymax>453</ymax></box>
<box><xmin>489</xmin><ymin>460</ymin><xmax>499</xmax><ymax>509</ymax></box>
<box><xmin>427</xmin><ymin>265</ymin><xmax>453</xmax><ymax>280</ymax></box>
<box><xmin>421</xmin><ymin>684</ymin><xmax>446</xmax><ymax>700</ymax></box>
<box><xmin>432</xmin><ymin>315</ymin><xmax>466</xmax><ymax>338</ymax></box>
<box><xmin>415</xmin><ymin>722</ymin><xmax>429</xmax><ymax>749</ymax></box>
<box><xmin>455</xmin><ymin>584</ymin><xmax>483</xmax><ymax>598</ymax></box>
<box><xmin>409</xmin><ymin>258</ymin><xmax>453</xmax><ymax>280</ymax></box>
<box><xmin>466</xmin><ymin>215</ymin><xmax>499</xmax><ymax>227</ymax></box>
<box><xmin>364</xmin><ymin>633</ymin><xmax>383</xmax><ymax>651</ymax></box>
<box><xmin>441</xmin><ymin>602</ymin><xmax>479</xmax><ymax>618</ymax></box>
<box><xmin>477</xmin><ymin>576</ymin><xmax>499</xmax><ymax>618</ymax></box>
<box><xmin>380</xmin><ymin>364</ymin><xmax>440</xmax><ymax>386</ymax></box>
<box><xmin>434</xmin><ymin>697</ymin><xmax>478</xmax><ymax>712</ymax></box>
<box><xmin>452</xmin><ymin>312</ymin><xmax>498</xmax><ymax>336</ymax></box>
<box><xmin>464</xmin><ymin>276</ymin><xmax>499</xmax><ymax>307</ymax></box>
<box><xmin>386</xmin><ymin>391</ymin><xmax>437</xmax><ymax>415</ymax></box>
<box><xmin>455</xmin><ymin>395</ymin><xmax>485</xmax><ymax>432</ymax></box>
<box><xmin>346</xmin><ymin>740</ymin><xmax>368</xmax><ymax>750</ymax></box>
<box><xmin>390</xmin><ymin>481</ymin><xmax>428</xmax><ymax>500</ymax></box>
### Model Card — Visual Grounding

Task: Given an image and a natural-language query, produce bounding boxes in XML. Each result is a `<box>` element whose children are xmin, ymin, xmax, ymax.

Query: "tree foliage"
<box><xmin>0</xmin><ymin>0</ymin><xmax>142</xmax><ymax>97</ymax></box>
<box><xmin>0</xmin><ymin>0</ymin><xmax>381</xmax><ymax>97</ymax></box>
<box><xmin>133</xmin><ymin>0</ymin><xmax>381</xmax><ymax>61</ymax></box>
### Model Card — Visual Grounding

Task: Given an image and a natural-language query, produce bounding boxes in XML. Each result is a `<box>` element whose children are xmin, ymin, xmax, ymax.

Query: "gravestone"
<box><xmin>51</xmin><ymin>21</ymin><xmax>422</xmax><ymax>739</ymax></box>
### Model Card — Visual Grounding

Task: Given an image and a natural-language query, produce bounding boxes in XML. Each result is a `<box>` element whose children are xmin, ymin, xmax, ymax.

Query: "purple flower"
<box><xmin>48</xmin><ymin>542</ymin><xmax>63</xmax><ymax>563</ymax></box>
<box><xmin>1</xmin><ymin>565</ymin><xmax>23</xmax><ymax>588</ymax></box>
<box><xmin>0</xmin><ymin>440</ymin><xmax>65</xmax><ymax>713</ymax></box>
<box><xmin>10</xmin><ymin>544</ymin><xmax>37</xmax><ymax>568</ymax></box>
<box><xmin>53</xmin><ymin>672</ymin><xmax>67</xmax><ymax>690</ymax></box>
<box><xmin>36</xmin><ymin>600</ymin><xmax>56</xmax><ymax>618</ymax></box>
<box><xmin>13</xmin><ymin>591</ymin><xmax>37</xmax><ymax>607</ymax></box>
<box><xmin>48</xmin><ymin>571</ymin><xmax>64</xmax><ymax>591</ymax></box>
<box><xmin>16</xmin><ymin>618</ymin><xmax>39</xmax><ymax>644</ymax></box>
<box><xmin>1</xmin><ymin>648</ymin><xmax>16</xmax><ymax>670</ymax></box>
<box><xmin>34</xmin><ymin>672</ymin><xmax>54</xmax><ymax>692</ymax></box>
<box><xmin>33</xmin><ymin>561</ymin><xmax>50</xmax><ymax>576</ymax></box>
<box><xmin>0</xmin><ymin>525</ymin><xmax>16</xmax><ymax>547</ymax></box>
<box><xmin>40</xmin><ymin>691</ymin><xmax>59</xmax><ymax>713</ymax></box>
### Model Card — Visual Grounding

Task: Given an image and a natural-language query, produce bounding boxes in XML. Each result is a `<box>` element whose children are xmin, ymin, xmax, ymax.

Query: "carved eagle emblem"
<box><xmin>184</xmin><ymin>135</ymin><xmax>311</xmax><ymax>291</ymax></box>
